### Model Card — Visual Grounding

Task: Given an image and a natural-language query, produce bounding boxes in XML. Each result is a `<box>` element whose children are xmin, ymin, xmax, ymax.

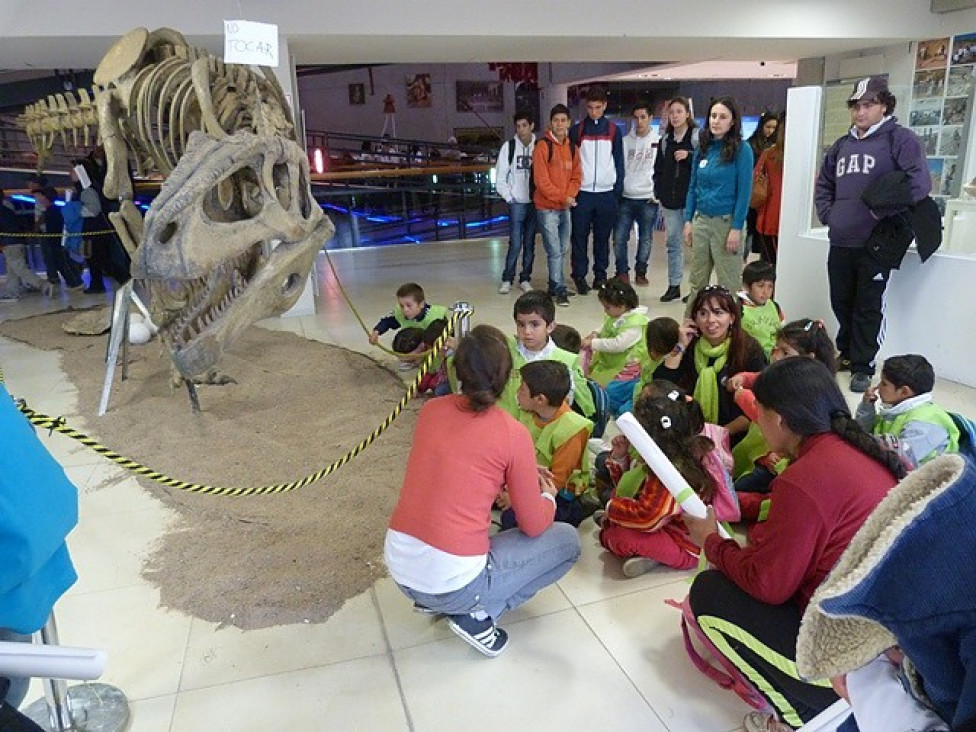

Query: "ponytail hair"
<box><xmin>633</xmin><ymin>393</ymin><xmax>717</xmax><ymax>503</ymax></box>
<box><xmin>752</xmin><ymin>358</ymin><xmax>906</xmax><ymax>479</ymax></box>
<box><xmin>453</xmin><ymin>324</ymin><xmax>512</xmax><ymax>412</ymax></box>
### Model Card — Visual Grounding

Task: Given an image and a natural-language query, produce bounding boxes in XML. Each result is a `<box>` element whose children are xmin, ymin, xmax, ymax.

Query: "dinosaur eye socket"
<box><xmin>158</xmin><ymin>221</ymin><xmax>177</xmax><ymax>244</ymax></box>
<box><xmin>273</xmin><ymin>163</ymin><xmax>291</xmax><ymax>210</ymax></box>
<box><xmin>202</xmin><ymin>167</ymin><xmax>262</xmax><ymax>223</ymax></box>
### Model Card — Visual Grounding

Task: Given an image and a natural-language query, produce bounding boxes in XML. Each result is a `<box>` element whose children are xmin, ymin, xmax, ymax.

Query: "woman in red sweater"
<box><xmin>384</xmin><ymin>325</ymin><xmax>581</xmax><ymax>658</ymax></box>
<box><xmin>683</xmin><ymin>357</ymin><xmax>906</xmax><ymax>731</ymax></box>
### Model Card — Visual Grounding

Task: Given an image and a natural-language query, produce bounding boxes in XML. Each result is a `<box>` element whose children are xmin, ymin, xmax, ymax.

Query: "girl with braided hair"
<box><xmin>684</xmin><ymin>357</ymin><xmax>905</xmax><ymax>731</ymax></box>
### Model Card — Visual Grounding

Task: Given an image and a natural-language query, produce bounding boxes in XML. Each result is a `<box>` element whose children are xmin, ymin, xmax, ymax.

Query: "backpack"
<box><xmin>666</xmin><ymin>594</ymin><xmax>774</xmax><ymax>713</ymax></box>
<box><xmin>950</xmin><ymin>412</ymin><xmax>976</xmax><ymax>461</ymax></box>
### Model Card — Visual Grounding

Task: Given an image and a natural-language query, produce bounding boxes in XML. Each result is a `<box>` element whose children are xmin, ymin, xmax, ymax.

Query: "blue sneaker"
<box><xmin>448</xmin><ymin>614</ymin><xmax>509</xmax><ymax>657</ymax></box>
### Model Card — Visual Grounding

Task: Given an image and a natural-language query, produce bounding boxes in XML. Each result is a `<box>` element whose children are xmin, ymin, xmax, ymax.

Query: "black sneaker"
<box><xmin>850</xmin><ymin>373</ymin><xmax>871</xmax><ymax>393</ymax></box>
<box><xmin>592</xmin><ymin>278</ymin><xmax>607</xmax><ymax>291</ymax></box>
<box><xmin>660</xmin><ymin>285</ymin><xmax>681</xmax><ymax>302</ymax></box>
<box><xmin>681</xmin><ymin>294</ymin><xmax>690</xmax><ymax>304</ymax></box>
<box><xmin>448</xmin><ymin>614</ymin><xmax>509</xmax><ymax>657</ymax></box>
<box><xmin>573</xmin><ymin>278</ymin><xmax>591</xmax><ymax>296</ymax></box>
<box><xmin>555</xmin><ymin>293</ymin><xmax>570</xmax><ymax>307</ymax></box>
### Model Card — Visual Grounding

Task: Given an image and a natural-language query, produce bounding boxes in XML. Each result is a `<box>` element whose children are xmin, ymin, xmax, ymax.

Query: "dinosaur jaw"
<box><xmin>157</xmin><ymin>217</ymin><xmax>331</xmax><ymax>379</ymax></box>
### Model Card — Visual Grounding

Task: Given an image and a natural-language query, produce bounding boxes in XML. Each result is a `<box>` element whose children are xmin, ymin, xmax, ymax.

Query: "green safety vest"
<box><xmin>631</xmin><ymin>355</ymin><xmax>665</xmax><ymax>406</ymax></box>
<box><xmin>588</xmin><ymin>311</ymin><xmax>650</xmax><ymax>387</ymax></box>
<box><xmin>393</xmin><ymin>303</ymin><xmax>448</xmax><ymax>330</ymax></box>
<box><xmin>519</xmin><ymin>407</ymin><xmax>593</xmax><ymax>497</ymax></box>
<box><xmin>739</xmin><ymin>298</ymin><xmax>781</xmax><ymax>358</ymax></box>
<box><xmin>874</xmin><ymin>401</ymin><xmax>960</xmax><ymax>464</ymax></box>
<box><xmin>498</xmin><ymin>338</ymin><xmax>595</xmax><ymax>419</ymax></box>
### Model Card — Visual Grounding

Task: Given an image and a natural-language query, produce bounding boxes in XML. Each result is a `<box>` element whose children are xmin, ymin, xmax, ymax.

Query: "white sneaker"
<box><xmin>622</xmin><ymin>557</ymin><xmax>659</xmax><ymax>578</ymax></box>
<box><xmin>519</xmin><ymin>280</ymin><xmax>533</xmax><ymax>293</ymax></box>
<box><xmin>498</xmin><ymin>281</ymin><xmax>512</xmax><ymax>294</ymax></box>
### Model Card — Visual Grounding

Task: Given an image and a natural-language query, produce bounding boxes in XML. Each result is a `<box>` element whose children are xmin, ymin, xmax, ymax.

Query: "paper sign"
<box><xmin>224</xmin><ymin>20</ymin><xmax>279</xmax><ymax>67</ymax></box>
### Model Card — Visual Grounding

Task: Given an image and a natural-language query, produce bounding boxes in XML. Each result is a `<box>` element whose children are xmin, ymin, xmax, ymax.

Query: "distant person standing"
<box><xmin>533</xmin><ymin>104</ymin><xmax>582</xmax><ymax>308</ymax></box>
<box><xmin>495</xmin><ymin>110</ymin><xmax>537</xmax><ymax>294</ymax></box>
<box><xmin>569</xmin><ymin>86</ymin><xmax>624</xmax><ymax>295</ymax></box>
<box><xmin>815</xmin><ymin>76</ymin><xmax>930</xmax><ymax>394</ymax></box>
<box><xmin>612</xmin><ymin>100</ymin><xmax>659</xmax><ymax>286</ymax></box>
<box><xmin>683</xmin><ymin>96</ymin><xmax>753</xmax><ymax>317</ymax></box>
<box><xmin>653</xmin><ymin>97</ymin><xmax>699</xmax><ymax>303</ymax></box>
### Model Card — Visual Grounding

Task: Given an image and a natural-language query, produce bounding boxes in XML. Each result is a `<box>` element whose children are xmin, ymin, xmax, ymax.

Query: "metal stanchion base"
<box><xmin>23</xmin><ymin>683</ymin><xmax>129</xmax><ymax>731</ymax></box>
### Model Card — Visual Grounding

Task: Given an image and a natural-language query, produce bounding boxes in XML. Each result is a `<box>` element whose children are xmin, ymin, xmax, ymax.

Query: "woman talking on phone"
<box><xmin>654</xmin><ymin>286</ymin><xmax>765</xmax><ymax>444</ymax></box>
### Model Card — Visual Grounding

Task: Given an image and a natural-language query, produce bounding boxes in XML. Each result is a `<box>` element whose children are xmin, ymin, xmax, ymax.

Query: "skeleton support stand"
<box><xmin>22</xmin><ymin>613</ymin><xmax>129</xmax><ymax>731</ymax></box>
<box><xmin>97</xmin><ymin>281</ymin><xmax>154</xmax><ymax>417</ymax></box>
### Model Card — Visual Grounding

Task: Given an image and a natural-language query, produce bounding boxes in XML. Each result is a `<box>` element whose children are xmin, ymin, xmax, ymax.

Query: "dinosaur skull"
<box><xmin>138</xmin><ymin>130</ymin><xmax>333</xmax><ymax>378</ymax></box>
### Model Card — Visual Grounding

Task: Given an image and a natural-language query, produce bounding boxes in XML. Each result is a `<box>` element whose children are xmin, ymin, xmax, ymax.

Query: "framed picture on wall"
<box><xmin>456</xmin><ymin>80</ymin><xmax>504</xmax><ymax>113</ymax></box>
<box><xmin>406</xmin><ymin>74</ymin><xmax>432</xmax><ymax>108</ymax></box>
<box><xmin>349</xmin><ymin>83</ymin><xmax>366</xmax><ymax>106</ymax></box>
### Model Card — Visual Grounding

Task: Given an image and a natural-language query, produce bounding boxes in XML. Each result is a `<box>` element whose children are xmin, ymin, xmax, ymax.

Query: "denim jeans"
<box><xmin>501</xmin><ymin>202</ymin><xmax>537</xmax><ymax>284</ymax></box>
<box><xmin>396</xmin><ymin>523</ymin><xmax>581</xmax><ymax>621</ymax></box>
<box><xmin>570</xmin><ymin>190</ymin><xmax>617</xmax><ymax>283</ymax></box>
<box><xmin>613</xmin><ymin>198</ymin><xmax>659</xmax><ymax>277</ymax></box>
<box><xmin>660</xmin><ymin>206</ymin><xmax>686</xmax><ymax>287</ymax></box>
<box><xmin>536</xmin><ymin>208</ymin><xmax>571</xmax><ymax>296</ymax></box>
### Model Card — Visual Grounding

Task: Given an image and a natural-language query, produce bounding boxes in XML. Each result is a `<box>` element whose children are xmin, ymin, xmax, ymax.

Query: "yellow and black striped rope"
<box><xmin>9</xmin><ymin>308</ymin><xmax>467</xmax><ymax>497</ymax></box>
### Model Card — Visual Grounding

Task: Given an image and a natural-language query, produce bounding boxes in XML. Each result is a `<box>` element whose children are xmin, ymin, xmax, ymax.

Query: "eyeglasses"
<box><xmin>700</xmin><ymin>285</ymin><xmax>731</xmax><ymax>295</ymax></box>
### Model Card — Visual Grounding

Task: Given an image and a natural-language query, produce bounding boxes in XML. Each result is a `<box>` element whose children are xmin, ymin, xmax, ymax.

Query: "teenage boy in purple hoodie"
<box><xmin>815</xmin><ymin>76</ymin><xmax>930</xmax><ymax>394</ymax></box>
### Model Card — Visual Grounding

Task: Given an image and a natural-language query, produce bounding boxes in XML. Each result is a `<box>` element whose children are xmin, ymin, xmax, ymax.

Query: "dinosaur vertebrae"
<box><xmin>19</xmin><ymin>28</ymin><xmax>294</xmax><ymax>180</ymax></box>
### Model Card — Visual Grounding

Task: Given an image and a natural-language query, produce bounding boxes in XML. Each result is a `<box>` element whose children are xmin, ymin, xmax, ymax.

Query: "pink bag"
<box><xmin>667</xmin><ymin>594</ymin><xmax>772</xmax><ymax>712</ymax></box>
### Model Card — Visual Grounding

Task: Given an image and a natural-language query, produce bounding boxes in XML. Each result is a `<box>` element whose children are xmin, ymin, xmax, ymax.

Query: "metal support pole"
<box><xmin>452</xmin><ymin>301</ymin><xmax>472</xmax><ymax>338</ymax></box>
<box><xmin>23</xmin><ymin>613</ymin><xmax>129</xmax><ymax>731</ymax></box>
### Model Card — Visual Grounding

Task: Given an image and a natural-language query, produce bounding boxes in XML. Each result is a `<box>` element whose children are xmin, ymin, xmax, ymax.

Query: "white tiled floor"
<box><xmin>2</xmin><ymin>234</ymin><xmax>974</xmax><ymax>731</ymax></box>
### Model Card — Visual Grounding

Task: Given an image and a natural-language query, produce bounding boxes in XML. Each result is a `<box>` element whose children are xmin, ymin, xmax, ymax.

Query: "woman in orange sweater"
<box><xmin>384</xmin><ymin>325</ymin><xmax>581</xmax><ymax>657</ymax></box>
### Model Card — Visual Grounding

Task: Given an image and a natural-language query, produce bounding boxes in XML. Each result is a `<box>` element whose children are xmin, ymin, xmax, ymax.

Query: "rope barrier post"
<box><xmin>22</xmin><ymin>612</ymin><xmax>129</xmax><ymax>731</ymax></box>
<box><xmin>452</xmin><ymin>300</ymin><xmax>472</xmax><ymax>338</ymax></box>
<box><xmin>97</xmin><ymin>280</ymin><xmax>134</xmax><ymax>417</ymax></box>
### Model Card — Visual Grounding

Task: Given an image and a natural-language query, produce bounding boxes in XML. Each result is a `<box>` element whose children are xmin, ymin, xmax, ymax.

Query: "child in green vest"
<box><xmin>368</xmin><ymin>282</ymin><xmax>448</xmax><ymax>369</ymax></box>
<box><xmin>497</xmin><ymin>361</ymin><xmax>593</xmax><ymax>529</ymax></box>
<box><xmin>855</xmin><ymin>354</ymin><xmax>960</xmax><ymax>468</ymax></box>
<box><xmin>727</xmin><ymin>318</ymin><xmax>837</xmax><ymax>524</ymax></box>
<box><xmin>737</xmin><ymin>261</ymin><xmax>784</xmax><ymax>359</ymax></box>
<box><xmin>625</xmin><ymin>317</ymin><xmax>681</xmax><ymax>416</ymax></box>
<box><xmin>496</xmin><ymin>291</ymin><xmax>596</xmax><ymax>424</ymax></box>
<box><xmin>583</xmin><ymin>278</ymin><xmax>649</xmax><ymax>416</ymax></box>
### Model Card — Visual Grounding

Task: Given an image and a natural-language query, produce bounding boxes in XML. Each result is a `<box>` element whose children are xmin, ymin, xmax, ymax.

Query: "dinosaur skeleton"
<box><xmin>19</xmin><ymin>27</ymin><xmax>333</xmax><ymax>391</ymax></box>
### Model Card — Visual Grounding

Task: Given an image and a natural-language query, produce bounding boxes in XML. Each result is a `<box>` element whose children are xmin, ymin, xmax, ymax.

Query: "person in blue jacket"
<box><xmin>682</xmin><ymin>96</ymin><xmax>754</xmax><ymax>318</ymax></box>
<box><xmin>0</xmin><ymin>384</ymin><xmax>78</xmax><ymax>728</ymax></box>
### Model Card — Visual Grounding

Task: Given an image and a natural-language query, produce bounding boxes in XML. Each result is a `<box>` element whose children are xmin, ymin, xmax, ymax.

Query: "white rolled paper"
<box><xmin>616</xmin><ymin>412</ymin><xmax>731</xmax><ymax>539</ymax></box>
<box><xmin>0</xmin><ymin>641</ymin><xmax>107</xmax><ymax>680</ymax></box>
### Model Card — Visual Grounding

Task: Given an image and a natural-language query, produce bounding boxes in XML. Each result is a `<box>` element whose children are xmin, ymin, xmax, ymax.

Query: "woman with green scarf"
<box><xmin>654</xmin><ymin>286</ymin><xmax>765</xmax><ymax>445</ymax></box>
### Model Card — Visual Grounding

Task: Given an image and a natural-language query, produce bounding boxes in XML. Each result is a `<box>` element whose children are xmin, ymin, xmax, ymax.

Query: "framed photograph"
<box><xmin>348</xmin><ymin>83</ymin><xmax>365</xmax><ymax>106</ymax></box>
<box><xmin>909</xmin><ymin>98</ymin><xmax>942</xmax><ymax>127</ymax></box>
<box><xmin>947</xmin><ymin>66</ymin><xmax>975</xmax><ymax>98</ymax></box>
<box><xmin>456</xmin><ymin>80</ymin><xmax>504</xmax><ymax>113</ymax></box>
<box><xmin>951</xmin><ymin>32</ymin><xmax>976</xmax><ymax>66</ymax></box>
<box><xmin>943</xmin><ymin>97</ymin><xmax>968</xmax><ymax>126</ymax></box>
<box><xmin>939</xmin><ymin>126</ymin><xmax>964</xmax><ymax>157</ymax></box>
<box><xmin>406</xmin><ymin>73</ymin><xmax>432</xmax><ymax>108</ymax></box>
<box><xmin>916</xmin><ymin>38</ymin><xmax>950</xmax><ymax>70</ymax></box>
<box><xmin>911</xmin><ymin>126</ymin><xmax>939</xmax><ymax>156</ymax></box>
<box><xmin>913</xmin><ymin>69</ymin><xmax>946</xmax><ymax>99</ymax></box>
